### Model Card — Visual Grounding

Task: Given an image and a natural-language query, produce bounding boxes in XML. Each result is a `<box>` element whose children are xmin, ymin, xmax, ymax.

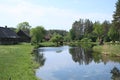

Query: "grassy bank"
<box><xmin>93</xmin><ymin>44</ymin><xmax>120</xmax><ymax>57</ymax></box>
<box><xmin>39</xmin><ymin>42</ymin><xmax>56</xmax><ymax>47</ymax></box>
<box><xmin>0</xmin><ymin>43</ymin><xmax>38</xmax><ymax>80</ymax></box>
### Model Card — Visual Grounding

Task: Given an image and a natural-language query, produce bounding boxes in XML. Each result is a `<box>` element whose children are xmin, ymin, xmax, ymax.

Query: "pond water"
<box><xmin>35</xmin><ymin>46</ymin><xmax>120</xmax><ymax>80</ymax></box>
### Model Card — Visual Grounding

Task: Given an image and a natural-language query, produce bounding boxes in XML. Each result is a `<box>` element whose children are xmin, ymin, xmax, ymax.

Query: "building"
<box><xmin>17</xmin><ymin>30</ymin><xmax>31</xmax><ymax>42</ymax></box>
<box><xmin>0</xmin><ymin>27</ymin><xmax>19</xmax><ymax>44</ymax></box>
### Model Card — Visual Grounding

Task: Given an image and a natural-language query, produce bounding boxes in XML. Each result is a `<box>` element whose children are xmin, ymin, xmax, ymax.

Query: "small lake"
<box><xmin>35</xmin><ymin>46</ymin><xmax>120</xmax><ymax>80</ymax></box>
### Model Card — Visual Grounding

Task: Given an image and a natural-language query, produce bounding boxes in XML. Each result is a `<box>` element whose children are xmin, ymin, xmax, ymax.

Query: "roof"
<box><xmin>17</xmin><ymin>30</ymin><xmax>31</xmax><ymax>38</ymax></box>
<box><xmin>0</xmin><ymin>27</ymin><xmax>19</xmax><ymax>38</ymax></box>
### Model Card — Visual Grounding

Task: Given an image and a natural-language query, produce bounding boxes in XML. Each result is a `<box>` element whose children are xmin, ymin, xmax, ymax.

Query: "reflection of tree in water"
<box><xmin>33</xmin><ymin>49</ymin><xmax>46</xmax><ymax>66</ymax></box>
<box><xmin>69</xmin><ymin>46</ymin><xmax>120</xmax><ymax>65</ymax></box>
<box><xmin>69</xmin><ymin>47</ymin><xmax>93</xmax><ymax>65</ymax></box>
<box><xmin>111</xmin><ymin>67</ymin><xmax>120</xmax><ymax>80</ymax></box>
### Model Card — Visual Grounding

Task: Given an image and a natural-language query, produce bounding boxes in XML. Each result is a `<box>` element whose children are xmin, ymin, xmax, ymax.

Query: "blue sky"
<box><xmin>0</xmin><ymin>0</ymin><xmax>117</xmax><ymax>31</ymax></box>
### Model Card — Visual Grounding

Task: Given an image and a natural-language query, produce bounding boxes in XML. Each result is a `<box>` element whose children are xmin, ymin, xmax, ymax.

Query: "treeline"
<box><xmin>69</xmin><ymin>0</ymin><xmax>120</xmax><ymax>43</ymax></box>
<box><xmin>14</xmin><ymin>19</ymin><xmax>118</xmax><ymax>46</ymax></box>
<box><xmin>11</xmin><ymin>0</ymin><xmax>120</xmax><ymax>46</ymax></box>
<box><xmin>70</xmin><ymin>19</ymin><xmax>111</xmax><ymax>43</ymax></box>
<box><xmin>12</xmin><ymin>22</ymin><xmax>68</xmax><ymax>45</ymax></box>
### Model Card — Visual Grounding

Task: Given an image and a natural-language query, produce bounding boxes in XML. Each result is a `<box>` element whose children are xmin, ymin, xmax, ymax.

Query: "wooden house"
<box><xmin>17</xmin><ymin>30</ymin><xmax>31</xmax><ymax>42</ymax></box>
<box><xmin>0</xmin><ymin>27</ymin><xmax>19</xmax><ymax>44</ymax></box>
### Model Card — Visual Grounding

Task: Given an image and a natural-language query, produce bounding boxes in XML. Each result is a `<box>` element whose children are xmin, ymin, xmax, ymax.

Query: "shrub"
<box><xmin>80</xmin><ymin>38</ymin><xmax>92</xmax><ymax>43</ymax></box>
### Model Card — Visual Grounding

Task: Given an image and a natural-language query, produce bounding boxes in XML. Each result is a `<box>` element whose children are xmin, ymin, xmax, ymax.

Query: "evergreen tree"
<box><xmin>112</xmin><ymin>0</ymin><xmax>120</xmax><ymax>41</ymax></box>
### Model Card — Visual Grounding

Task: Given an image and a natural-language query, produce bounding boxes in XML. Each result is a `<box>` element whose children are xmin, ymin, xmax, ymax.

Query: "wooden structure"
<box><xmin>0</xmin><ymin>27</ymin><xmax>19</xmax><ymax>44</ymax></box>
<box><xmin>17</xmin><ymin>30</ymin><xmax>31</xmax><ymax>42</ymax></box>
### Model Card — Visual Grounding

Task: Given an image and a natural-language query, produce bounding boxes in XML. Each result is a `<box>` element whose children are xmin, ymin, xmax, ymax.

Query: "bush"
<box><xmin>80</xmin><ymin>38</ymin><xmax>92</xmax><ymax>43</ymax></box>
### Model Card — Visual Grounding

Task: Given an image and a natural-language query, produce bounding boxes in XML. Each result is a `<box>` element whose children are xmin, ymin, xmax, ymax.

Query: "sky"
<box><xmin>0</xmin><ymin>0</ymin><xmax>117</xmax><ymax>31</ymax></box>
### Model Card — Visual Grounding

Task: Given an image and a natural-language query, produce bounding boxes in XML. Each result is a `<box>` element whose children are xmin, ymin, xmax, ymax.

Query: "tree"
<box><xmin>101</xmin><ymin>20</ymin><xmax>111</xmax><ymax>42</ymax></box>
<box><xmin>70</xmin><ymin>19</ymin><xmax>84</xmax><ymax>40</ymax></box>
<box><xmin>50</xmin><ymin>33</ymin><xmax>63</xmax><ymax>46</ymax></box>
<box><xmin>47</xmin><ymin>30</ymin><xmax>68</xmax><ymax>36</ymax></box>
<box><xmin>108</xmin><ymin>25</ymin><xmax>119</xmax><ymax>42</ymax></box>
<box><xmin>70</xmin><ymin>19</ymin><xmax>93</xmax><ymax>41</ymax></box>
<box><xmin>84</xmin><ymin>19</ymin><xmax>93</xmax><ymax>35</ymax></box>
<box><xmin>93</xmin><ymin>21</ymin><xmax>104</xmax><ymax>42</ymax></box>
<box><xmin>70</xmin><ymin>29</ymin><xmax>76</xmax><ymax>40</ymax></box>
<box><xmin>112</xmin><ymin>0</ymin><xmax>120</xmax><ymax>41</ymax></box>
<box><xmin>17</xmin><ymin>22</ymin><xmax>31</xmax><ymax>34</ymax></box>
<box><xmin>83</xmin><ymin>19</ymin><xmax>94</xmax><ymax>41</ymax></box>
<box><xmin>31</xmin><ymin>26</ymin><xmax>46</xmax><ymax>45</ymax></box>
<box><xmin>64</xmin><ymin>32</ymin><xmax>71</xmax><ymax>42</ymax></box>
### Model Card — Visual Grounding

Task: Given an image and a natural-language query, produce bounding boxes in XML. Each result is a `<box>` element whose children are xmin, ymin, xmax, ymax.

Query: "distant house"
<box><xmin>0</xmin><ymin>27</ymin><xmax>19</xmax><ymax>44</ymax></box>
<box><xmin>44</xmin><ymin>35</ymin><xmax>51</xmax><ymax>41</ymax></box>
<box><xmin>17</xmin><ymin>30</ymin><xmax>31</xmax><ymax>42</ymax></box>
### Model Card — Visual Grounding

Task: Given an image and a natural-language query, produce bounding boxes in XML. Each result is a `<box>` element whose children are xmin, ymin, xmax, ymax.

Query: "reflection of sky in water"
<box><xmin>36</xmin><ymin>46</ymin><xmax>120</xmax><ymax>80</ymax></box>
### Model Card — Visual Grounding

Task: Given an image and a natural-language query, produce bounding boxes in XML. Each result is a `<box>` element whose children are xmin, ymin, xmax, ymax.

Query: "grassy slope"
<box><xmin>93</xmin><ymin>44</ymin><xmax>120</xmax><ymax>57</ymax></box>
<box><xmin>0</xmin><ymin>43</ymin><xmax>38</xmax><ymax>80</ymax></box>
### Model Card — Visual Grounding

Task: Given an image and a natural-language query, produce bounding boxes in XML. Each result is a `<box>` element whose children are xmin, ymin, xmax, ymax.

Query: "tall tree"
<box><xmin>70</xmin><ymin>19</ymin><xmax>93</xmax><ymax>40</ymax></box>
<box><xmin>93</xmin><ymin>21</ymin><xmax>104</xmax><ymax>42</ymax></box>
<box><xmin>101</xmin><ymin>20</ymin><xmax>111</xmax><ymax>41</ymax></box>
<box><xmin>84</xmin><ymin>19</ymin><xmax>93</xmax><ymax>34</ymax></box>
<box><xmin>17</xmin><ymin>22</ymin><xmax>31</xmax><ymax>34</ymax></box>
<box><xmin>84</xmin><ymin>19</ymin><xmax>94</xmax><ymax>39</ymax></box>
<box><xmin>112</xmin><ymin>0</ymin><xmax>120</xmax><ymax>41</ymax></box>
<box><xmin>31</xmin><ymin>26</ymin><xmax>46</xmax><ymax>45</ymax></box>
<box><xmin>70</xmin><ymin>29</ymin><xmax>76</xmax><ymax>40</ymax></box>
<box><xmin>71</xmin><ymin>19</ymin><xmax>84</xmax><ymax>40</ymax></box>
<box><xmin>108</xmin><ymin>24</ymin><xmax>119</xmax><ymax>42</ymax></box>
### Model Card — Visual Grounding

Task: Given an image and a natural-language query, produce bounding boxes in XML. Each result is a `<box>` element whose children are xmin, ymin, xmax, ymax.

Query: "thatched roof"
<box><xmin>0</xmin><ymin>27</ymin><xmax>19</xmax><ymax>38</ymax></box>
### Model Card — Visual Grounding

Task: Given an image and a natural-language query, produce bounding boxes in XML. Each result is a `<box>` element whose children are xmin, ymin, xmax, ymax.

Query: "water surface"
<box><xmin>35</xmin><ymin>46</ymin><xmax>120</xmax><ymax>80</ymax></box>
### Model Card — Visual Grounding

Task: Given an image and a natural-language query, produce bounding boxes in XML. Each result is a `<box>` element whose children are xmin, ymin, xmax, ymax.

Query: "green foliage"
<box><xmin>80</xmin><ymin>38</ymin><xmax>92</xmax><ymax>42</ymax></box>
<box><xmin>0</xmin><ymin>43</ymin><xmax>38</xmax><ymax>80</ymax></box>
<box><xmin>70</xmin><ymin>19</ymin><xmax>93</xmax><ymax>40</ymax></box>
<box><xmin>71</xmin><ymin>19</ymin><xmax>84</xmax><ymax>40</ymax></box>
<box><xmin>84</xmin><ymin>19</ymin><xmax>93</xmax><ymax>34</ymax></box>
<box><xmin>112</xmin><ymin>0</ymin><xmax>120</xmax><ymax>41</ymax></box>
<box><xmin>64</xmin><ymin>32</ymin><xmax>71</xmax><ymax>42</ymax></box>
<box><xmin>70</xmin><ymin>29</ymin><xmax>76</xmax><ymax>40</ymax></box>
<box><xmin>17</xmin><ymin>22</ymin><xmax>31</xmax><ymax>32</ymax></box>
<box><xmin>102</xmin><ymin>20</ymin><xmax>111</xmax><ymax>42</ymax></box>
<box><xmin>47</xmin><ymin>29</ymin><xmax>68</xmax><ymax>36</ymax></box>
<box><xmin>93</xmin><ymin>44</ymin><xmax>120</xmax><ymax>57</ymax></box>
<box><xmin>38</xmin><ymin>42</ymin><xmax>56</xmax><ymax>47</ymax></box>
<box><xmin>84</xmin><ymin>33</ymin><xmax>97</xmax><ymax>42</ymax></box>
<box><xmin>108</xmin><ymin>25</ymin><xmax>119</xmax><ymax>42</ymax></box>
<box><xmin>31</xmin><ymin>26</ymin><xmax>46</xmax><ymax>45</ymax></box>
<box><xmin>50</xmin><ymin>33</ymin><xmax>63</xmax><ymax>46</ymax></box>
<box><xmin>93</xmin><ymin>21</ymin><xmax>104</xmax><ymax>40</ymax></box>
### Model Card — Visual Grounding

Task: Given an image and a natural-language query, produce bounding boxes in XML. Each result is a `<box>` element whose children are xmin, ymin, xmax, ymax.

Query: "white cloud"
<box><xmin>0</xmin><ymin>0</ymin><xmax>112</xmax><ymax>30</ymax></box>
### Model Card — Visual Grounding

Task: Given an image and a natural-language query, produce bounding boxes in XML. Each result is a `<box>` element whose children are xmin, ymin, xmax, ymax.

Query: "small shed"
<box><xmin>0</xmin><ymin>27</ymin><xmax>19</xmax><ymax>44</ymax></box>
<box><xmin>17</xmin><ymin>30</ymin><xmax>31</xmax><ymax>42</ymax></box>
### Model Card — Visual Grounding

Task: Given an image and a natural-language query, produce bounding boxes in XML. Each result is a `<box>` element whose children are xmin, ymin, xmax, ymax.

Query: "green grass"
<box><xmin>0</xmin><ymin>43</ymin><xmax>39</xmax><ymax>80</ymax></box>
<box><xmin>39</xmin><ymin>42</ymin><xmax>56</xmax><ymax>47</ymax></box>
<box><xmin>93</xmin><ymin>44</ymin><xmax>120</xmax><ymax>57</ymax></box>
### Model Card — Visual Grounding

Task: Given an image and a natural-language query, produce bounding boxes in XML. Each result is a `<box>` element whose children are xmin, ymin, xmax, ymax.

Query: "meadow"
<box><xmin>0</xmin><ymin>43</ymin><xmax>38</xmax><ymax>80</ymax></box>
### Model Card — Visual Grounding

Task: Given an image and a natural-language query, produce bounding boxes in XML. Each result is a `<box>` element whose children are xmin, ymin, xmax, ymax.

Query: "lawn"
<box><xmin>0</xmin><ymin>43</ymin><xmax>38</xmax><ymax>80</ymax></box>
